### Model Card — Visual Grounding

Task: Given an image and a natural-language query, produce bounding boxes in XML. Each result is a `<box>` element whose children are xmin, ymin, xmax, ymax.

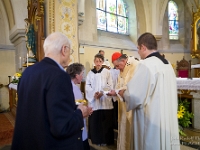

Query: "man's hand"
<box><xmin>107</xmin><ymin>90</ymin><xmax>117</xmax><ymax>96</ymax></box>
<box><xmin>97</xmin><ymin>92</ymin><xmax>103</xmax><ymax>99</ymax></box>
<box><xmin>118</xmin><ymin>89</ymin><xmax>126</xmax><ymax>99</ymax></box>
<box><xmin>77</xmin><ymin>103</ymin><xmax>93</xmax><ymax>118</ymax></box>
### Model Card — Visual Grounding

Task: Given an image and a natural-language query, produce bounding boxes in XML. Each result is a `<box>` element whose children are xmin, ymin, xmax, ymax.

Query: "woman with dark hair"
<box><xmin>86</xmin><ymin>54</ymin><xmax>114</xmax><ymax>146</ymax></box>
<box><xmin>67</xmin><ymin>63</ymin><xmax>92</xmax><ymax>150</ymax></box>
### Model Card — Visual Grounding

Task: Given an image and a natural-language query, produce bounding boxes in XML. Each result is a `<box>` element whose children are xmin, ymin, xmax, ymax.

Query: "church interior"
<box><xmin>1</xmin><ymin>0</ymin><xmax>200</xmax><ymax>149</ymax></box>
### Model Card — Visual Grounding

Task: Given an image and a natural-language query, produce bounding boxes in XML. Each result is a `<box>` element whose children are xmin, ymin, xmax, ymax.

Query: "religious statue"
<box><xmin>24</xmin><ymin>18</ymin><xmax>37</xmax><ymax>65</ymax></box>
<box><xmin>197</xmin><ymin>26</ymin><xmax>200</xmax><ymax>50</ymax></box>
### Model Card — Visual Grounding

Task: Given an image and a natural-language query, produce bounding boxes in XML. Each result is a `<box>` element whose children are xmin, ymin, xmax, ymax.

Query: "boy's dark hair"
<box><xmin>66</xmin><ymin>63</ymin><xmax>84</xmax><ymax>79</ymax></box>
<box><xmin>94</xmin><ymin>53</ymin><xmax>104</xmax><ymax>62</ymax></box>
<box><xmin>137</xmin><ymin>32</ymin><xmax>157</xmax><ymax>50</ymax></box>
<box><xmin>99</xmin><ymin>50</ymin><xmax>104</xmax><ymax>53</ymax></box>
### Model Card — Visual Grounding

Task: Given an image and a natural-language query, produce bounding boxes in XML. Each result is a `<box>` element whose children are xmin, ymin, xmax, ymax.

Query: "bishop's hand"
<box><xmin>118</xmin><ymin>89</ymin><xmax>126</xmax><ymax>99</ymax></box>
<box><xmin>107</xmin><ymin>90</ymin><xmax>117</xmax><ymax>96</ymax></box>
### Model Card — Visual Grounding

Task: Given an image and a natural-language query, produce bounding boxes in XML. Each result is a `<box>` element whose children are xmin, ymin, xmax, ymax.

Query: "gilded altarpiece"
<box><xmin>191</xmin><ymin>7</ymin><xmax>200</xmax><ymax>58</ymax></box>
<box><xmin>191</xmin><ymin>7</ymin><xmax>200</xmax><ymax>77</ymax></box>
<box><xmin>48</xmin><ymin>0</ymin><xmax>78</xmax><ymax>63</ymax></box>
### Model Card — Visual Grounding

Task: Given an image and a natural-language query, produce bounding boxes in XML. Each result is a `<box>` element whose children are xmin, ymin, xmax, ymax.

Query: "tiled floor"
<box><xmin>180</xmin><ymin>128</ymin><xmax>200</xmax><ymax>150</ymax></box>
<box><xmin>1</xmin><ymin>112</ymin><xmax>200</xmax><ymax>150</ymax></box>
<box><xmin>0</xmin><ymin>112</ymin><xmax>14</xmax><ymax>147</ymax></box>
<box><xmin>89</xmin><ymin>128</ymin><xmax>200</xmax><ymax>150</ymax></box>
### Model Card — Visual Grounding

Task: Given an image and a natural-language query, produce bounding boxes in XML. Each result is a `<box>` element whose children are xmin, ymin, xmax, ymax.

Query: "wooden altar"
<box><xmin>8</xmin><ymin>84</ymin><xmax>18</xmax><ymax>118</ymax></box>
<box><xmin>177</xmin><ymin>78</ymin><xmax>200</xmax><ymax>129</ymax></box>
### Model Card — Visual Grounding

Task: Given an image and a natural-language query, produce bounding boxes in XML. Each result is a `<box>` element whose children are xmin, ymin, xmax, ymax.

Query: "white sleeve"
<box><xmin>102</xmin><ymin>70</ymin><xmax>113</xmax><ymax>97</ymax></box>
<box><xmin>124</xmin><ymin>63</ymin><xmax>155</xmax><ymax>111</ymax></box>
<box><xmin>85</xmin><ymin>72</ymin><xmax>95</xmax><ymax>103</ymax></box>
<box><xmin>114</xmin><ymin>74</ymin><xmax>127</xmax><ymax>102</ymax></box>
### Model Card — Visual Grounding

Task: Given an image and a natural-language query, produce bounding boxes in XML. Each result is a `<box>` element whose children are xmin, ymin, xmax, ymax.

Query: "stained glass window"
<box><xmin>96</xmin><ymin>0</ymin><xmax>128</xmax><ymax>34</ymax></box>
<box><xmin>168</xmin><ymin>1</ymin><xmax>178</xmax><ymax>40</ymax></box>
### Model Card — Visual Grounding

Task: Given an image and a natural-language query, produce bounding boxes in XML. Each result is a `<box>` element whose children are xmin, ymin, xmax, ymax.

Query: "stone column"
<box><xmin>191</xmin><ymin>92</ymin><xmax>200</xmax><ymax>129</ymax></box>
<box><xmin>9</xmin><ymin>29</ymin><xmax>27</xmax><ymax>72</ymax></box>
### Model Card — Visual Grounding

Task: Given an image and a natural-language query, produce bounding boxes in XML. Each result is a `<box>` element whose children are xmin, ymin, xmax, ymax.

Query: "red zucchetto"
<box><xmin>112</xmin><ymin>52</ymin><xmax>122</xmax><ymax>62</ymax></box>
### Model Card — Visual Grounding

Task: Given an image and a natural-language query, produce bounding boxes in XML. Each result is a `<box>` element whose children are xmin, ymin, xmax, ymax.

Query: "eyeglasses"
<box><xmin>64</xmin><ymin>45</ymin><xmax>74</xmax><ymax>55</ymax></box>
<box><xmin>70</xmin><ymin>49</ymin><xmax>74</xmax><ymax>55</ymax></box>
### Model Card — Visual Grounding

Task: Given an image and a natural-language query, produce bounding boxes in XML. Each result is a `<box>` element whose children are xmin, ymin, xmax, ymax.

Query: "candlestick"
<box><xmin>27</xmin><ymin>53</ymin><xmax>28</xmax><ymax>67</ymax></box>
<box><xmin>19</xmin><ymin>57</ymin><xmax>21</xmax><ymax>68</ymax></box>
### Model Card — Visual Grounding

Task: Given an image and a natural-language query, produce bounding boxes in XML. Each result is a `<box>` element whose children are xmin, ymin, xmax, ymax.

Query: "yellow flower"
<box><xmin>14</xmin><ymin>73</ymin><xmax>22</xmax><ymax>77</ymax></box>
<box><xmin>11</xmin><ymin>72</ymin><xmax>22</xmax><ymax>84</ymax></box>
<box><xmin>180</xmin><ymin>105</ymin><xmax>185</xmax><ymax>112</ymax></box>
<box><xmin>177</xmin><ymin>105</ymin><xmax>185</xmax><ymax>118</ymax></box>
<box><xmin>177</xmin><ymin>110</ymin><xmax>184</xmax><ymax>118</ymax></box>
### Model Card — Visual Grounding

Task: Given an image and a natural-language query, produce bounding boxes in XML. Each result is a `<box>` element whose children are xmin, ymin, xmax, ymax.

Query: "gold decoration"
<box><xmin>64</xmin><ymin>24</ymin><xmax>70</xmax><ymax>32</ymax></box>
<box><xmin>49</xmin><ymin>0</ymin><xmax>55</xmax><ymax>33</ymax></box>
<box><xmin>48</xmin><ymin>0</ymin><xmax>78</xmax><ymax>63</ymax></box>
<box><xmin>75</xmin><ymin>99</ymin><xmax>88</xmax><ymax>105</ymax></box>
<box><xmin>15</xmin><ymin>93</ymin><xmax>18</xmax><ymax>104</ymax></box>
<box><xmin>191</xmin><ymin>6</ymin><xmax>200</xmax><ymax>58</ymax></box>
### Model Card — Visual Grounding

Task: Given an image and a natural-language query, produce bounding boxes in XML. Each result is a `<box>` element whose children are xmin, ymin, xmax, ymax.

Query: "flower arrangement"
<box><xmin>177</xmin><ymin>99</ymin><xmax>194</xmax><ymax>136</ymax></box>
<box><xmin>11</xmin><ymin>72</ymin><xmax>22</xmax><ymax>84</ymax></box>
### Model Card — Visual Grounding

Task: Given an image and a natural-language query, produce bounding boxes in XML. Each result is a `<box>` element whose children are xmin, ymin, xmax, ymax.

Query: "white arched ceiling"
<box><xmin>10</xmin><ymin>0</ymin><xmax>27</xmax><ymax>34</ymax></box>
<box><xmin>133</xmin><ymin>0</ymin><xmax>198</xmax><ymax>39</ymax></box>
<box><xmin>2</xmin><ymin>0</ymin><xmax>15</xmax><ymax>29</ymax></box>
<box><xmin>125</xmin><ymin>0</ymin><xmax>137</xmax><ymax>43</ymax></box>
<box><xmin>133</xmin><ymin>0</ymin><xmax>146</xmax><ymax>35</ymax></box>
<box><xmin>0</xmin><ymin>0</ymin><xmax>11</xmax><ymax>45</ymax></box>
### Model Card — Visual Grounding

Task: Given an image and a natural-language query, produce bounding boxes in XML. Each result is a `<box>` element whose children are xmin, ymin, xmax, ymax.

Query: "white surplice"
<box><xmin>124</xmin><ymin>56</ymin><xmax>180</xmax><ymax>150</ymax></box>
<box><xmin>85</xmin><ymin>68</ymin><xmax>113</xmax><ymax>110</ymax></box>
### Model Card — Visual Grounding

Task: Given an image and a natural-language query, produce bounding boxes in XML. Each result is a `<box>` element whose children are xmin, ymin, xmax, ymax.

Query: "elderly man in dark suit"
<box><xmin>11</xmin><ymin>32</ymin><xmax>92</xmax><ymax>150</ymax></box>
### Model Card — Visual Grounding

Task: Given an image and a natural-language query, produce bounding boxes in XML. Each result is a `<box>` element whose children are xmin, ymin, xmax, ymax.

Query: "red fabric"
<box><xmin>112</xmin><ymin>52</ymin><xmax>122</xmax><ymax>62</ymax></box>
<box><xmin>178</xmin><ymin>70</ymin><xmax>188</xmax><ymax>78</ymax></box>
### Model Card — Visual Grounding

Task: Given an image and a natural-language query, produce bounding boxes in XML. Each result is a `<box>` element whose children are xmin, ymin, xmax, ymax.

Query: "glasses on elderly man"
<box><xmin>64</xmin><ymin>45</ymin><xmax>74</xmax><ymax>55</ymax></box>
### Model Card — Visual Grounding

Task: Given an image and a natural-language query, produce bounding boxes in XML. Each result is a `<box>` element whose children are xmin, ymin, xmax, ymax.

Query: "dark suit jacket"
<box><xmin>11</xmin><ymin>57</ymin><xmax>84</xmax><ymax>150</ymax></box>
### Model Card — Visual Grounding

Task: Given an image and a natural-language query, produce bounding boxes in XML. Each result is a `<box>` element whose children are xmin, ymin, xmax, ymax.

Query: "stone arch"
<box><xmin>0</xmin><ymin>0</ymin><xmax>12</xmax><ymax>45</ymax></box>
<box><xmin>159</xmin><ymin>0</ymin><xmax>169</xmax><ymax>26</ymax></box>
<box><xmin>133</xmin><ymin>0</ymin><xmax>147</xmax><ymax>35</ymax></box>
<box><xmin>1</xmin><ymin>0</ymin><xmax>15</xmax><ymax>30</ymax></box>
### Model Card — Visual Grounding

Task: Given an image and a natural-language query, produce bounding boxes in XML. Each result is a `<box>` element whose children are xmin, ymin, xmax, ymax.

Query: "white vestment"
<box><xmin>124</xmin><ymin>56</ymin><xmax>180</xmax><ymax>150</ymax></box>
<box><xmin>115</xmin><ymin>56</ymin><xmax>138</xmax><ymax>150</ymax></box>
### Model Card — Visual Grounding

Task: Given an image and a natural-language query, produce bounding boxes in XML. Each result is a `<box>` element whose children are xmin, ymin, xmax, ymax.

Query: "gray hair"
<box><xmin>66</xmin><ymin>63</ymin><xmax>84</xmax><ymax>79</ymax></box>
<box><xmin>118</xmin><ymin>54</ymin><xmax>128</xmax><ymax>61</ymax></box>
<box><xmin>43</xmin><ymin>32</ymin><xmax>71</xmax><ymax>56</ymax></box>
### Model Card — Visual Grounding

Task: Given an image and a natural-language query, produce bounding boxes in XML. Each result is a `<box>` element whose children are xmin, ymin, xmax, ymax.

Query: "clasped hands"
<box><xmin>94</xmin><ymin>91</ymin><xmax>103</xmax><ymax>99</ymax></box>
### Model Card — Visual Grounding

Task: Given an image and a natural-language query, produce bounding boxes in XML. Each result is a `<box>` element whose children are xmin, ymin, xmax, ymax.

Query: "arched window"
<box><xmin>96</xmin><ymin>0</ymin><xmax>128</xmax><ymax>34</ymax></box>
<box><xmin>168</xmin><ymin>1</ymin><xmax>178</xmax><ymax>40</ymax></box>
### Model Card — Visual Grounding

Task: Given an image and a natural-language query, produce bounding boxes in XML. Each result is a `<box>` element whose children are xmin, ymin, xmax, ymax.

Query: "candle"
<box><xmin>27</xmin><ymin>53</ymin><xmax>28</xmax><ymax>67</ymax></box>
<box><xmin>19</xmin><ymin>57</ymin><xmax>21</xmax><ymax>68</ymax></box>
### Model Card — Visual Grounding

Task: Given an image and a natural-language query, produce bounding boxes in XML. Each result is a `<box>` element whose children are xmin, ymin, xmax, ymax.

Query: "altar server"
<box><xmin>86</xmin><ymin>54</ymin><xmax>114</xmax><ymax>146</ymax></box>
